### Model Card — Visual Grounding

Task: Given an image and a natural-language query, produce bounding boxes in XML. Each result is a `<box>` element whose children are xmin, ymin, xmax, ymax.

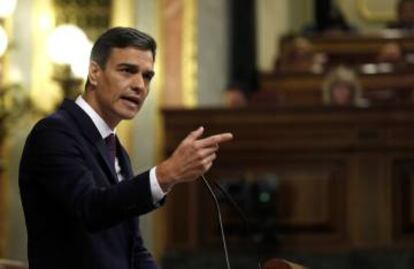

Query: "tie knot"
<box><xmin>105</xmin><ymin>134</ymin><xmax>116</xmax><ymax>151</ymax></box>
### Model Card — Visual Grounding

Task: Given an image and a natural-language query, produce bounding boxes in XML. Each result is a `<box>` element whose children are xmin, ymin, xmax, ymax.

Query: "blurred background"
<box><xmin>1</xmin><ymin>0</ymin><xmax>414</xmax><ymax>268</ymax></box>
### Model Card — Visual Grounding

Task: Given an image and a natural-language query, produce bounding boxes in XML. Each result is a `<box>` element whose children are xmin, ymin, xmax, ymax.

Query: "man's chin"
<box><xmin>119</xmin><ymin>109</ymin><xmax>140</xmax><ymax>120</ymax></box>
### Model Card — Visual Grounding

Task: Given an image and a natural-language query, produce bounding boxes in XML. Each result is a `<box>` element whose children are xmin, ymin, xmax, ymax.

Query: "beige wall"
<box><xmin>197</xmin><ymin>0</ymin><xmax>229</xmax><ymax>106</ymax></box>
<box><xmin>256</xmin><ymin>0</ymin><xmax>290</xmax><ymax>72</ymax></box>
<box><xmin>337</xmin><ymin>0</ymin><xmax>397</xmax><ymax>32</ymax></box>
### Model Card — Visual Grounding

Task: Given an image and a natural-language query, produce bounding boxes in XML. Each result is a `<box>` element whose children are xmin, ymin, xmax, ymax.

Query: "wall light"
<box><xmin>46</xmin><ymin>24</ymin><xmax>89</xmax><ymax>66</ymax></box>
<box><xmin>0</xmin><ymin>0</ymin><xmax>17</xmax><ymax>18</ymax></box>
<box><xmin>47</xmin><ymin>24</ymin><xmax>92</xmax><ymax>99</ymax></box>
<box><xmin>0</xmin><ymin>25</ymin><xmax>8</xmax><ymax>57</ymax></box>
<box><xmin>70</xmin><ymin>39</ymin><xmax>92</xmax><ymax>79</ymax></box>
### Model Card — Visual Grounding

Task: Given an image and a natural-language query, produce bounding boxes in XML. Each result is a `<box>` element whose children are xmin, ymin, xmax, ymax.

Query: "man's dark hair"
<box><xmin>91</xmin><ymin>27</ymin><xmax>157</xmax><ymax>69</ymax></box>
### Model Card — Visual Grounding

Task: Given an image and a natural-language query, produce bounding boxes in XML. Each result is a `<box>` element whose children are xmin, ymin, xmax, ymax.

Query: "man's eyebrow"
<box><xmin>116</xmin><ymin>63</ymin><xmax>154</xmax><ymax>76</ymax></box>
<box><xmin>117</xmin><ymin>63</ymin><xmax>138</xmax><ymax>69</ymax></box>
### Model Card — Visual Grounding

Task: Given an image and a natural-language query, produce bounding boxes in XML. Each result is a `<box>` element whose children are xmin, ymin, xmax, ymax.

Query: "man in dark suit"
<box><xmin>19</xmin><ymin>27</ymin><xmax>232</xmax><ymax>269</ymax></box>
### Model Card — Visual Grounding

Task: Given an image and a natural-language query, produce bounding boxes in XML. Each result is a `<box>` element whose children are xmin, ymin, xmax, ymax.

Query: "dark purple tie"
<box><xmin>104</xmin><ymin>134</ymin><xmax>116</xmax><ymax>168</ymax></box>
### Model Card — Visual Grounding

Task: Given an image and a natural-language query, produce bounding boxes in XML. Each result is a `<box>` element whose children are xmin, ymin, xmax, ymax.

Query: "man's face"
<box><xmin>88</xmin><ymin>47</ymin><xmax>155</xmax><ymax>128</ymax></box>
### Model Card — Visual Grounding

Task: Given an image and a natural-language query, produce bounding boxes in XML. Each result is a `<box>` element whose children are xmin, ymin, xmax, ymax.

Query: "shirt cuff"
<box><xmin>150</xmin><ymin>167</ymin><xmax>166</xmax><ymax>205</ymax></box>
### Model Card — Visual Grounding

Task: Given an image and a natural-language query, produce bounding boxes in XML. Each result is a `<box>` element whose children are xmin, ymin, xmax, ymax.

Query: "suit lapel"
<box><xmin>59</xmin><ymin>99</ymin><xmax>118</xmax><ymax>184</ymax></box>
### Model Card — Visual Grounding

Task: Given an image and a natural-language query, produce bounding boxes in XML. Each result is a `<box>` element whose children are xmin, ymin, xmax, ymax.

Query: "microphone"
<box><xmin>201</xmin><ymin>175</ymin><xmax>264</xmax><ymax>269</ymax></box>
<box><xmin>200</xmin><ymin>175</ymin><xmax>232</xmax><ymax>269</ymax></box>
<box><xmin>202</xmin><ymin>175</ymin><xmax>305</xmax><ymax>269</ymax></box>
<box><xmin>211</xmin><ymin>180</ymin><xmax>263</xmax><ymax>269</ymax></box>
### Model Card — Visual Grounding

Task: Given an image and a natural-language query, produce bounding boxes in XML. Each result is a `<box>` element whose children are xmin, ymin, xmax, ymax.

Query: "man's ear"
<box><xmin>88</xmin><ymin>61</ymin><xmax>101</xmax><ymax>87</ymax></box>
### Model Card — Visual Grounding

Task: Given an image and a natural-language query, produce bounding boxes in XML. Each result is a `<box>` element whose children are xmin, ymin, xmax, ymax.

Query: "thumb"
<box><xmin>183</xmin><ymin>126</ymin><xmax>204</xmax><ymax>143</ymax></box>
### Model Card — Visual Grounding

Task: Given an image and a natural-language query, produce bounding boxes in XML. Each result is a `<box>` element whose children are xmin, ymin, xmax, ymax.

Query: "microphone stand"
<box><xmin>200</xmin><ymin>175</ymin><xmax>232</xmax><ymax>269</ymax></box>
<box><xmin>211</xmin><ymin>180</ymin><xmax>262</xmax><ymax>269</ymax></box>
<box><xmin>201</xmin><ymin>175</ymin><xmax>308</xmax><ymax>269</ymax></box>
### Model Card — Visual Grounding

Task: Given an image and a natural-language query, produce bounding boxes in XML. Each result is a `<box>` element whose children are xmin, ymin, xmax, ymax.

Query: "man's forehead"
<box><xmin>108</xmin><ymin>47</ymin><xmax>155</xmax><ymax>63</ymax></box>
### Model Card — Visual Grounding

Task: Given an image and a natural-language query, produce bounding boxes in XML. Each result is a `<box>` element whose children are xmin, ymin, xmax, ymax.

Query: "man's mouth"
<box><xmin>121</xmin><ymin>95</ymin><xmax>141</xmax><ymax>108</ymax></box>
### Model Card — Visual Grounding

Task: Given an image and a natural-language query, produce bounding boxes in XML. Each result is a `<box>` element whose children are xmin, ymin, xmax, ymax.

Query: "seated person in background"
<box><xmin>276</xmin><ymin>36</ymin><xmax>326</xmax><ymax>73</ymax></box>
<box><xmin>225</xmin><ymin>80</ymin><xmax>281</xmax><ymax>108</ymax></box>
<box><xmin>387</xmin><ymin>0</ymin><xmax>414</xmax><ymax>30</ymax></box>
<box><xmin>376</xmin><ymin>41</ymin><xmax>414</xmax><ymax>66</ymax></box>
<box><xmin>224</xmin><ymin>84</ymin><xmax>248</xmax><ymax>108</ymax></box>
<box><xmin>377</xmin><ymin>42</ymin><xmax>403</xmax><ymax>63</ymax></box>
<box><xmin>363</xmin><ymin>42</ymin><xmax>414</xmax><ymax>74</ymax></box>
<box><xmin>322</xmin><ymin>66</ymin><xmax>368</xmax><ymax>107</ymax></box>
<box><xmin>367</xmin><ymin>41</ymin><xmax>404</xmax><ymax>73</ymax></box>
<box><xmin>224</xmin><ymin>80</ymin><xmax>258</xmax><ymax>108</ymax></box>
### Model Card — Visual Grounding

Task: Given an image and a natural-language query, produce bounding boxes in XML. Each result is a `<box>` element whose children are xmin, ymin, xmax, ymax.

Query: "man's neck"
<box><xmin>82</xmin><ymin>94</ymin><xmax>119</xmax><ymax>130</ymax></box>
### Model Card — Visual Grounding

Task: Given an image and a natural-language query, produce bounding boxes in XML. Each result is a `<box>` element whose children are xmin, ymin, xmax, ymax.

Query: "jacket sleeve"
<box><xmin>19</xmin><ymin>118</ymin><xmax>159</xmax><ymax>233</ymax></box>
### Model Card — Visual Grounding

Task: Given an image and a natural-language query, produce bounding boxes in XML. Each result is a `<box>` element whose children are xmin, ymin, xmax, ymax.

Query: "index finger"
<box><xmin>196</xmin><ymin>133</ymin><xmax>233</xmax><ymax>148</ymax></box>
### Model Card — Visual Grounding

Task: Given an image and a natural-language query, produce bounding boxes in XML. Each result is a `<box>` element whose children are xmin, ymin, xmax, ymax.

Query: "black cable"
<box><xmin>200</xmin><ymin>175</ymin><xmax>231</xmax><ymax>269</ymax></box>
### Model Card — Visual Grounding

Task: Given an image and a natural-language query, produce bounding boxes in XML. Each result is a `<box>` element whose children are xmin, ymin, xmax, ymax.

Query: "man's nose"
<box><xmin>132</xmin><ymin>74</ymin><xmax>145</xmax><ymax>91</ymax></box>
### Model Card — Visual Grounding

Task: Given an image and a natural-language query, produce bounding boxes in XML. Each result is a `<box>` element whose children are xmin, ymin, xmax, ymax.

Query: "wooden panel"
<box><xmin>165</xmin><ymin>183</ymin><xmax>200</xmax><ymax>250</ymax></box>
<box><xmin>389</xmin><ymin>129</ymin><xmax>414</xmax><ymax>148</ymax></box>
<box><xmin>274</xmin><ymin>160</ymin><xmax>345</xmax><ymax>230</ymax></box>
<box><xmin>196</xmin><ymin>158</ymin><xmax>348</xmax><ymax>250</ymax></box>
<box><xmin>162</xmin><ymin>107</ymin><xmax>414</xmax><ymax>251</ymax></box>
<box><xmin>392</xmin><ymin>158</ymin><xmax>414</xmax><ymax>244</ymax></box>
<box><xmin>348</xmin><ymin>153</ymin><xmax>390</xmax><ymax>247</ymax></box>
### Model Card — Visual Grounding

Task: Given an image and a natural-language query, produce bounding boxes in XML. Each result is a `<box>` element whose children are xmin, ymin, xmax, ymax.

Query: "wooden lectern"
<box><xmin>264</xmin><ymin>258</ymin><xmax>308</xmax><ymax>269</ymax></box>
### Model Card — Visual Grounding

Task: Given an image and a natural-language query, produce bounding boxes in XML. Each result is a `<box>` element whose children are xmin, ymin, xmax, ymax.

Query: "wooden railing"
<box><xmin>259</xmin><ymin>67</ymin><xmax>414</xmax><ymax>106</ymax></box>
<box><xmin>280</xmin><ymin>33</ymin><xmax>414</xmax><ymax>66</ymax></box>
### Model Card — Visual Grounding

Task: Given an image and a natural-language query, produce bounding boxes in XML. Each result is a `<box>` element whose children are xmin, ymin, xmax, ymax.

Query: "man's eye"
<box><xmin>120</xmin><ymin>68</ymin><xmax>132</xmax><ymax>73</ymax></box>
<box><xmin>143</xmin><ymin>72</ymin><xmax>154</xmax><ymax>81</ymax></box>
<box><xmin>144</xmin><ymin>74</ymin><xmax>153</xmax><ymax>81</ymax></box>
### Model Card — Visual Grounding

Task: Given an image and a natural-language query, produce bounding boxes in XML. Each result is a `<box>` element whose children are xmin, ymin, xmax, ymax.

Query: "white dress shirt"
<box><xmin>75</xmin><ymin>96</ymin><xmax>165</xmax><ymax>205</ymax></box>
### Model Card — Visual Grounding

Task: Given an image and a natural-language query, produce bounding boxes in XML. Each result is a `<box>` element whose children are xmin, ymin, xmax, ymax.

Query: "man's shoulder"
<box><xmin>25</xmin><ymin>99</ymin><xmax>99</xmax><ymax>149</ymax></box>
<box><xmin>32</xmin><ymin>107</ymin><xmax>74</xmax><ymax>134</ymax></box>
<box><xmin>33</xmin><ymin>98</ymin><xmax>86</xmax><ymax>131</ymax></box>
<box><xmin>20</xmin><ymin>109</ymin><xmax>81</xmax><ymax>163</ymax></box>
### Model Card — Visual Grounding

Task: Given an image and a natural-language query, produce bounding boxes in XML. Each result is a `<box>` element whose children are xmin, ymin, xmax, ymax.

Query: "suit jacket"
<box><xmin>19</xmin><ymin>99</ymin><xmax>160</xmax><ymax>269</ymax></box>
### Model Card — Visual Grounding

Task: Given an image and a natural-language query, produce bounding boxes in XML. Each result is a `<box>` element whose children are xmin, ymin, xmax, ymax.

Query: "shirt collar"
<box><xmin>75</xmin><ymin>95</ymin><xmax>115</xmax><ymax>139</ymax></box>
